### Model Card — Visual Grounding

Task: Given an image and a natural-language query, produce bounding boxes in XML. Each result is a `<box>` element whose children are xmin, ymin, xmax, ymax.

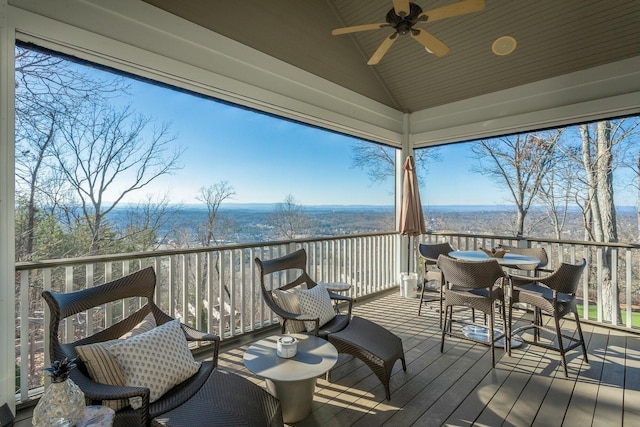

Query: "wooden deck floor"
<box><xmin>219</xmin><ymin>290</ymin><xmax>640</xmax><ymax>427</ymax></box>
<box><xmin>13</xmin><ymin>290</ymin><xmax>640</xmax><ymax>427</ymax></box>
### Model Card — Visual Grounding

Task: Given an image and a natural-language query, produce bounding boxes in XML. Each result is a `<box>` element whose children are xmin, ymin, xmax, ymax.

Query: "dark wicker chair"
<box><xmin>509</xmin><ymin>259</ymin><xmax>588</xmax><ymax>376</ymax></box>
<box><xmin>255</xmin><ymin>249</ymin><xmax>407</xmax><ymax>400</ymax></box>
<box><xmin>437</xmin><ymin>255</ymin><xmax>508</xmax><ymax>368</ymax></box>
<box><xmin>417</xmin><ymin>242</ymin><xmax>455</xmax><ymax>327</ymax></box>
<box><xmin>42</xmin><ymin>267</ymin><xmax>283</xmax><ymax>427</ymax></box>
<box><xmin>255</xmin><ymin>248</ymin><xmax>352</xmax><ymax>338</ymax></box>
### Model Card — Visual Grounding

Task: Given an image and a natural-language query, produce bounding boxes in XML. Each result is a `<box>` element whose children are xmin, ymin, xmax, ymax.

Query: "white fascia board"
<box><xmin>10</xmin><ymin>0</ymin><xmax>404</xmax><ymax>146</ymax></box>
<box><xmin>0</xmin><ymin>0</ymin><xmax>16</xmax><ymax>410</ymax></box>
<box><xmin>410</xmin><ymin>56</ymin><xmax>640</xmax><ymax>147</ymax></box>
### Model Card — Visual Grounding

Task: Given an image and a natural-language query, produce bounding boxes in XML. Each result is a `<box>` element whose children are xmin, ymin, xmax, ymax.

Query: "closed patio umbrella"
<box><xmin>399</xmin><ymin>155</ymin><xmax>426</xmax><ymax>271</ymax></box>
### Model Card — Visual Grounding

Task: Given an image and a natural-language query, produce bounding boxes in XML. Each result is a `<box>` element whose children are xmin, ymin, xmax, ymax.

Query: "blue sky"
<box><xmin>102</xmin><ymin>70</ymin><xmax>508</xmax><ymax>207</ymax></box>
<box><xmin>103</xmin><ymin>77</ymin><xmax>399</xmax><ymax>206</ymax></box>
<box><xmin>92</xmin><ymin>64</ymin><xmax>636</xmax><ymax>208</ymax></box>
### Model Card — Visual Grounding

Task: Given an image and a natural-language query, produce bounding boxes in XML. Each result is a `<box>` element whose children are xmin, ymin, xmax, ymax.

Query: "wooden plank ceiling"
<box><xmin>143</xmin><ymin>0</ymin><xmax>640</xmax><ymax>113</ymax></box>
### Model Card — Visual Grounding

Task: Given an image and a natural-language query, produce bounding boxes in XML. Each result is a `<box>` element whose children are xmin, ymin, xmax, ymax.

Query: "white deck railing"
<box><xmin>14</xmin><ymin>231</ymin><xmax>640</xmax><ymax>403</ymax></box>
<box><xmin>14</xmin><ymin>233</ymin><xmax>398</xmax><ymax>402</ymax></box>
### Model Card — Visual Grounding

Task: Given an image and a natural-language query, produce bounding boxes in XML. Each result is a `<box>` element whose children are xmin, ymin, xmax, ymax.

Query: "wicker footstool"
<box><xmin>151</xmin><ymin>368</ymin><xmax>283</xmax><ymax>427</ymax></box>
<box><xmin>328</xmin><ymin>316</ymin><xmax>406</xmax><ymax>400</ymax></box>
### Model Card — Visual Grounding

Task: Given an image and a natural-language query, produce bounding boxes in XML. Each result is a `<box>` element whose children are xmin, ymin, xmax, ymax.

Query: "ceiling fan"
<box><xmin>332</xmin><ymin>0</ymin><xmax>485</xmax><ymax>65</ymax></box>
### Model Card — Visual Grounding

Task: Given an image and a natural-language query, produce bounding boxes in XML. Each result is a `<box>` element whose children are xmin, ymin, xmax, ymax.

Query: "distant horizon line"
<box><xmin>111</xmin><ymin>202</ymin><xmax>637</xmax><ymax>211</ymax></box>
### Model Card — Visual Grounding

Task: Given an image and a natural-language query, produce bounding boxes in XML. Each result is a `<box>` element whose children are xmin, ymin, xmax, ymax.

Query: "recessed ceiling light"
<box><xmin>492</xmin><ymin>36</ymin><xmax>517</xmax><ymax>56</ymax></box>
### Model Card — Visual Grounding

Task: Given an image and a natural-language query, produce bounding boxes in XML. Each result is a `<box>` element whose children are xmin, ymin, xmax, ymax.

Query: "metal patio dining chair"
<box><xmin>437</xmin><ymin>255</ymin><xmax>509</xmax><ymax>368</ymax></box>
<box><xmin>509</xmin><ymin>259</ymin><xmax>588</xmax><ymax>376</ymax></box>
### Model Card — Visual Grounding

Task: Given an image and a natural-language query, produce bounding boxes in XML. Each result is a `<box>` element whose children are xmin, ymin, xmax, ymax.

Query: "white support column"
<box><xmin>396</xmin><ymin>113</ymin><xmax>412</xmax><ymax>279</ymax></box>
<box><xmin>0</xmin><ymin>0</ymin><xmax>16</xmax><ymax>411</ymax></box>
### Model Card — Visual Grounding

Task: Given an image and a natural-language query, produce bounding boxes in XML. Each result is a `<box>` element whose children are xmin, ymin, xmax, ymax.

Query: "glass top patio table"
<box><xmin>448</xmin><ymin>250</ymin><xmax>540</xmax><ymax>267</ymax></box>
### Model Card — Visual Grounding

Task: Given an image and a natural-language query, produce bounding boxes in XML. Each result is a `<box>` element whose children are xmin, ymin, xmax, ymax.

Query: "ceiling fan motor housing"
<box><xmin>386</xmin><ymin>2</ymin><xmax>423</xmax><ymax>35</ymax></box>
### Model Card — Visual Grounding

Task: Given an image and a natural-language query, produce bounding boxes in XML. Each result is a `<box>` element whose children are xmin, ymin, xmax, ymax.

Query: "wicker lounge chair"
<box><xmin>256</xmin><ymin>249</ymin><xmax>406</xmax><ymax>400</ymax></box>
<box><xmin>255</xmin><ymin>248</ymin><xmax>353</xmax><ymax>338</ymax></box>
<box><xmin>42</xmin><ymin>267</ymin><xmax>283</xmax><ymax>427</ymax></box>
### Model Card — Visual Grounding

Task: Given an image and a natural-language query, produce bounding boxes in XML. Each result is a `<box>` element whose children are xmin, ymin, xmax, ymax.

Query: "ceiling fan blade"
<box><xmin>418</xmin><ymin>0</ymin><xmax>485</xmax><ymax>24</ymax></box>
<box><xmin>332</xmin><ymin>23</ymin><xmax>389</xmax><ymax>36</ymax></box>
<box><xmin>368</xmin><ymin>33</ymin><xmax>398</xmax><ymax>65</ymax></box>
<box><xmin>392</xmin><ymin>0</ymin><xmax>411</xmax><ymax>17</ymax></box>
<box><xmin>411</xmin><ymin>29</ymin><xmax>450</xmax><ymax>57</ymax></box>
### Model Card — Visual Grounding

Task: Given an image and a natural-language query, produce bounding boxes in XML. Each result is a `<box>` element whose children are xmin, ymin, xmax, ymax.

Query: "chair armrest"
<box><xmin>180</xmin><ymin>323</ymin><xmax>220</xmax><ymax>365</ymax></box>
<box><xmin>328</xmin><ymin>292</ymin><xmax>351</xmax><ymax>302</ymax></box>
<box><xmin>508</xmin><ymin>273</ymin><xmax>552</xmax><ymax>292</ymax></box>
<box><xmin>71</xmin><ymin>370</ymin><xmax>150</xmax><ymax>411</ymax></box>
<box><xmin>328</xmin><ymin>292</ymin><xmax>353</xmax><ymax>316</ymax></box>
<box><xmin>508</xmin><ymin>272</ymin><xmax>537</xmax><ymax>285</ymax></box>
<box><xmin>180</xmin><ymin>324</ymin><xmax>218</xmax><ymax>342</ymax></box>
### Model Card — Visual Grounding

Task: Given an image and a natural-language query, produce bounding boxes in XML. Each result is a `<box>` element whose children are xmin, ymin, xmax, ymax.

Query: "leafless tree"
<box><xmin>270</xmin><ymin>194</ymin><xmax>311</xmax><ymax>240</ymax></box>
<box><xmin>537</xmin><ymin>146</ymin><xmax>580</xmax><ymax>238</ymax></box>
<box><xmin>351</xmin><ymin>141</ymin><xmax>440</xmax><ymax>186</ymax></box>
<box><xmin>52</xmin><ymin>101</ymin><xmax>183</xmax><ymax>255</ymax></box>
<box><xmin>14</xmin><ymin>45</ymin><xmax>127</xmax><ymax>260</ymax></box>
<box><xmin>470</xmin><ymin>130</ymin><xmax>563</xmax><ymax>237</ymax></box>
<box><xmin>574</xmin><ymin>120</ymin><xmax>638</xmax><ymax>324</ymax></box>
<box><xmin>191</xmin><ymin>182</ymin><xmax>237</xmax><ymax>305</ymax></box>
<box><xmin>608</xmin><ymin>119</ymin><xmax>640</xmax><ymax>238</ymax></box>
<box><xmin>117</xmin><ymin>194</ymin><xmax>181</xmax><ymax>251</ymax></box>
<box><xmin>195</xmin><ymin>181</ymin><xmax>236</xmax><ymax>246</ymax></box>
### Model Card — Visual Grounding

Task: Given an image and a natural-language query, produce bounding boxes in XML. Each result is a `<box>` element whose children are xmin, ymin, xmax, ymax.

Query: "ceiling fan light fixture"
<box><xmin>332</xmin><ymin>0</ymin><xmax>487</xmax><ymax>64</ymax></box>
<box><xmin>492</xmin><ymin>36</ymin><xmax>517</xmax><ymax>56</ymax></box>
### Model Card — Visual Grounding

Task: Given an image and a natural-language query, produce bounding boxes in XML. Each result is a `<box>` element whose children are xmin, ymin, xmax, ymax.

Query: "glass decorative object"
<box><xmin>32</xmin><ymin>358</ymin><xmax>86</xmax><ymax>427</ymax></box>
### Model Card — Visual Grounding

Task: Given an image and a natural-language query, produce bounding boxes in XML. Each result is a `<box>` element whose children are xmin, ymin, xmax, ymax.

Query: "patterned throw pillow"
<box><xmin>272</xmin><ymin>284</ymin><xmax>307</xmax><ymax>333</ymax></box>
<box><xmin>75</xmin><ymin>312</ymin><xmax>157</xmax><ymax>410</ymax></box>
<box><xmin>296</xmin><ymin>284</ymin><xmax>336</xmax><ymax>332</ymax></box>
<box><xmin>108</xmin><ymin>319</ymin><xmax>201</xmax><ymax>409</ymax></box>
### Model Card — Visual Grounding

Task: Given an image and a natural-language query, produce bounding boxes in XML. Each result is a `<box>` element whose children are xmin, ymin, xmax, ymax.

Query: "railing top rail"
<box><xmin>15</xmin><ymin>231</ymin><xmax>398</xmax><ymax>270</ymax></box>
<box><xmin>426</xmin><ymin>232</ymin><xmax>640</xmax><ymax>249</ymax></box>
<box><xmin>17</xmin><ymin>231</ymin><xmax>640</xmax><ymax>271</ymax></box>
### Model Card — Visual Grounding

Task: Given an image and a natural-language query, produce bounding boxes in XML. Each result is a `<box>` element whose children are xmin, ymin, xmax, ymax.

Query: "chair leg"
<box><xmin>574</xmin><ymin>311</ymin><xmax>589</xmax><ymax>363</ymax></box>
<box><xmin>507</xmin><ymin>300</ymin><xmax>512</xmax><ymax>356</ymax></box>
<box><xmin>418</xmin><ymin>280</ymin><xmax>426</xmax><ymax>316</ymax></box>
<box><xmin>533</xmin><ymin>308</ymin><xmax>541</xmax><ymax>342</ymax></box>
<box><xmin>489</xmin><ymin>303</ymin><xmax>496</xmax><ymax>368</ymax></box>
<box><xmin>440</xmin><ymin>305</ymin><xmax>449</xmax><ymax>353</ymax></box>
<box><xmin>439</xmin><ymin>285</ymin><xmax>444</xmax><ymax>330</ymax></box>
<box><xmin>554</xmin><ymin>313</ymin><xmax>569</xmax><ymax>377</ymax></box>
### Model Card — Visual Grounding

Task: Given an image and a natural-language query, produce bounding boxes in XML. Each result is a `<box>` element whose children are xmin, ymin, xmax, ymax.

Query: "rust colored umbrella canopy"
<box><xmin>399</xmin><ymin>155</ymin><xmax>426</xmax><ymax>236</ymax></box>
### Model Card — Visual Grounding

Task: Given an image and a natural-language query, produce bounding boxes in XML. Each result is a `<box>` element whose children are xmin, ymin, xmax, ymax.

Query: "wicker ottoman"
<box><xmin>151</xmin><ymin>368</ymin><xmax>283</xmax><ymax>427</ymax></box>
<box><xmin>328</xmin><ymin>316</ymin><xmax>406</xmax><ymax>400</ymax></box>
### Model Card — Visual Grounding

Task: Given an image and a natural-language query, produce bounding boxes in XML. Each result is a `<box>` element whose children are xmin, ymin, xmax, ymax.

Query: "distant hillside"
<box><xmin>106</xmin><ymin>204</ymin><xmax>638</xmax><ymax>245</ymax></box>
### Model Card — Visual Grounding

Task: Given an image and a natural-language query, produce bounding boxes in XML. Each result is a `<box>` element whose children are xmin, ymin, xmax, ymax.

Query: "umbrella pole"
<box><xmin>407</xmin><ymin>236</ymin><xmax>411</xmax><ymax>272</ymax></box>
